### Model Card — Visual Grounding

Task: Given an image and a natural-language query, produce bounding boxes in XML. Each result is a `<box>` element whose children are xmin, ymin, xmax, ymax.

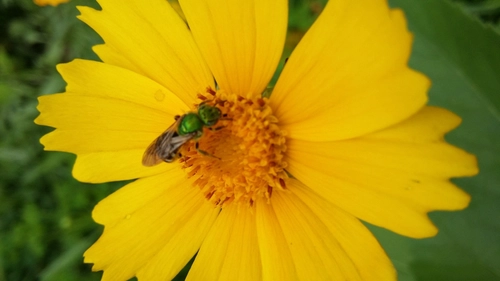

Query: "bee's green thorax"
<box><xmin>198</xmin><ymin>103</ymin><xmax>221</xmax><ymax>126</ymax></box>
<box><xmin>178</xmin><ymin>113</ymin><xmax>204</xmax><ymax>135</ymax></box>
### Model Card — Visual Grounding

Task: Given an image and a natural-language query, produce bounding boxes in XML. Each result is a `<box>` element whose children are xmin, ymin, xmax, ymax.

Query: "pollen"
<box><xmin>180</xmin><ymin>90</ymin><xmax>288</xmax><ymax>208</ymax></box>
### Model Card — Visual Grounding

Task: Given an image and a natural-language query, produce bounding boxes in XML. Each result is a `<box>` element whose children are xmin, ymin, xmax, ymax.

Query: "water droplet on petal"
<box><xmin>154</xmin><ymin>90</ymin><xmax>165</xmax><ymax>101</ymax></box>
<box><xmin>125</xmin><ymin>214</ymin><xmax>131</xmax><ymax>219</ymax></box>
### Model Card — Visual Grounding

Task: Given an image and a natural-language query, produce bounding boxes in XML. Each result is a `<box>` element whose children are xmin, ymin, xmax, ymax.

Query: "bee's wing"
<box><xmin>166</xmin><ymin>132</ymin><xmax>196</xmax><ymax>155</ymax></box>
<box><xmin>142</xmin><ymin>119</ymin><xmax>197</xmax><ymax>166</ymax></box>
<box><xmin>142</xmin><ymin>119</ymin><xmax>180</xmax><ymax>166</ymax></box>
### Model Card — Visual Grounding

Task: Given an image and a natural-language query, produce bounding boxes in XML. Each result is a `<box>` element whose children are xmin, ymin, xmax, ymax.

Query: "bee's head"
<box><xmin>198</xmin><ymin>102</ymin><xmax>221</xmax><ymax>126</ymax></box>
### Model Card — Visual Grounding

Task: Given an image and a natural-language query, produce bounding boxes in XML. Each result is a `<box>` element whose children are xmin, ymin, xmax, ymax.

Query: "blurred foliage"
<box><xmin>382</xmin><ymin>1</ymin><xmax>500</xmax><ymax>280</ymax></box>
<box><xmin>0</xmin><ymin>0</ymin><xmax>498</xmax><ymax>281</ymax></box>
<box><xmin>0</xmin><ymin>1</ymin><xmax>115</xmax><ymax>280</ymax></box>
<box><xmin>454</xmin><ymin>0</ymin><xmax>500</xmax><ymax>30</ymax></box>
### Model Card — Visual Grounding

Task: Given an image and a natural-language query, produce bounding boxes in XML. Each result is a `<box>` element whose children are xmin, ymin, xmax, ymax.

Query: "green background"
<box><xmin>0</xmin><ymin>0</ymin><xmax>499</xmax><ymax>280</ymax></box>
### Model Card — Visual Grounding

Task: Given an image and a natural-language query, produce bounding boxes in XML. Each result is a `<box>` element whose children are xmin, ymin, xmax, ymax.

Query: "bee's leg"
<box><xmin>208</xmin><ymin>126</ymin><xmax>225</xmax><ymax>131</ymax></box>
<box><xmin>195</xmin><ymin>142</ymin><xmax>221</xmax><ymax>160</ymax></box>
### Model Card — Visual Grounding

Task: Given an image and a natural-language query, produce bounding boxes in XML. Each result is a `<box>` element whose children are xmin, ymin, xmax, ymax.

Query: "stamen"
<box><xmin>180</xmin><ymin>90</ymin><xmax>288</xmax><ymax>208</ymax></box>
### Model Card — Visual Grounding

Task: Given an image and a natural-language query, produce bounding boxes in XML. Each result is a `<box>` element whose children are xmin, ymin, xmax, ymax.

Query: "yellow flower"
<box><xmin>33</xmin><ymin>0</ymin><xmax>69</xmax><ymax>7</ymax></box>
<box><xmin>35</xmin><ymin>0</ymin><xmax>478</xmax><ymax>280</ymax></box>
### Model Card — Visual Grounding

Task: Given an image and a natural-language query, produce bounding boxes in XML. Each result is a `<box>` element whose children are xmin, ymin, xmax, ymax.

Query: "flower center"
<box><xmin>179</xmin><ymin>89</ymin><xmax>288</xmax><ymax>208</ymax></box>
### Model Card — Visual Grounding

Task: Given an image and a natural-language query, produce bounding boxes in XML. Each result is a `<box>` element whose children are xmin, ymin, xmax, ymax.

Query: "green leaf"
<box><xmin>395</xmin><ymin>0</ymin><xmax>500</xmax><ymax>121</ymax></box>
<box><xmin>39</xmin><ymin>236</ymin><xmax>95</xmax><ymax>281</ymax></box>
<box><xmin>375</xmin><ymin>0</ymin><xmax>500</xmax><ymax>280</ymax></box>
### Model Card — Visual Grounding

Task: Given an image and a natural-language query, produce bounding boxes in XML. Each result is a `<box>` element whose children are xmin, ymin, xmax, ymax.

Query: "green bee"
<box><xmin>142</xmin><ymin>102</ymin><xmax>222</xmax><ymax>166</ymax></box>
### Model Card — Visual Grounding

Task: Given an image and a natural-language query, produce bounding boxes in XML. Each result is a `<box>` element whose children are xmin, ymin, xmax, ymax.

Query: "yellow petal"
<box><xmin>35</xmin><ymin>60</ymin><xmax>190</xmax><ymax>182</ymax></box>
<box><xmin>77</xmin><ymin>0</ymin><xmax>214</xmax><ymax>104</ymax></box>
<box><xmin>291</xmin><ymin>180</ymin><xmax>397</xmax><ymax>281</ymax></box>
<box><xmin>255</xmin><ymin>201</ymin><xmax>299</xmax><ymax>281</ymax></box>
<box><xmin>40</xmin><ymin>130</ymin><xmax>157</xmax><ymax>154</ymax></box>
<box><xmin>178</xmin><ymin>0</ymin><xmax>287</xmax><ymax>97</ymax></box>
<box><xmin>36</xmin><ymin>94</ymin><xmax>171</xmax><ymax>132</ymax></box>
<box><xmin>135</xmin><ymin>203</ymin><xmax>217</xmax><ymax>281</ymax></box>
<box><xmin>286</xmin><ymin>107</ymin><xmax>478</xmax><ymax>238</ymax></box>
<box><xmin>38</xmin><ymin>62</ymin><xmax>179</xmax><ymax>152</ymax></box>
<box><xmin>36</xmin><ymin>93</ymin><xmax>172</xmax><ymax>181</ymax></box>
<box><xmin>84</xmin><ymin>171</ymin><xmax>219</xmax><ymax>281</ymax></box>
<box><xmin>57</xmin><ymin>60</ymin><xmax>188</xmax><ymax>115</ymax></box>
<box><xmin>366</xmin><ymin>106</ymin><xmax>462</xmax><ymax>142</ymax></box>
<box><xmin>91</xmin><ymin>44</ymin><xmax>136</xmax><ymax>75</ymax></box>
<box><xmin>270</xmin><ymin>183</ymin><xmax>394</xmax><ymax>280</ymax></box>
<box><xmin>36</xmin><ymin>59</ymin><xmax>189</xmax><ymax>135</ymax></box>
<box><xmin>186</xmin><ymin>205</ymin><xmax>262</xmax><ymax>281</ymax></box>
<box><xmin>33</xmin><ymin>0</ymin><xmax>69</xmax><ymax>6</ymax></box>
<box><xmin>72</xmin><ymin>151</ymin><xmax>170</xmax><ymax>183</ymax></box>
<box><xmin>272</xmin><ymin>1</ymin><xmax>428</xmax><ymax>141</ymax></box>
